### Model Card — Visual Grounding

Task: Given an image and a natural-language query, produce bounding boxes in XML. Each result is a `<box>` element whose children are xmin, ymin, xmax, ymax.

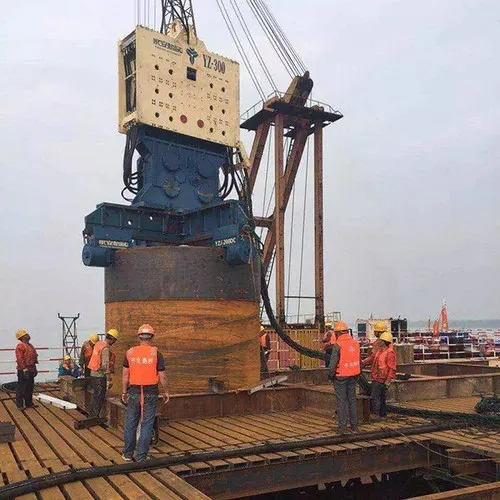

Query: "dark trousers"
<box><xmin>89</xmin><ymin>377</ymin><xmax>107</xmax><ymax>417</ymax></box>
<box><xmin>371</xmin><ymin>381</ymin><xmax>387</xmax><ymax>417</ymax></box>
<box><xmin>333</xmin><ymin>377</ymin><xmax>358</xmax><ymax>432</ymax></box>
<box><xmin>325</xmin><ymin>347</ymin><xmax>333</xmax><ymax>367</ymax></box>
<box><xmin>16</xmin><ymin>370</ymin><xmax>35</xmax><ymax>409</ymax></box>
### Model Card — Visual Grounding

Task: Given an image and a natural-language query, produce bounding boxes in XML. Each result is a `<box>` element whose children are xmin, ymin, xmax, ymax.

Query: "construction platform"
<box><xmin>1</xmin><ymin>359</ymin><xmax>499</xmax><ymax>499</ymax></box>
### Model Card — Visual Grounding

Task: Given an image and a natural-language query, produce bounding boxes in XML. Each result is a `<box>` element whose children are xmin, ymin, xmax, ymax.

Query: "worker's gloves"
<box><xmin>120</xmin><ymin>393</ymin><xmax>129</xmax><ymax>406</ymax></box>
<box><xmin>22</xmin><ymin>369</ymin><xmax>29</xmax><ymax>378</ymax></box>
<box><xmin>162</xmin><ymin>392</ymin><xmax>170</xmax><ymax>404</ymax></box>
<box><xmin>384</xmin><ymin>380</ymin><xmax>391</xmax><ymax>389</ymax></box>
<box><xmin>106</xmin><ymin>380</ymin><xmax>113</xmax><ymax>390</ymax></box>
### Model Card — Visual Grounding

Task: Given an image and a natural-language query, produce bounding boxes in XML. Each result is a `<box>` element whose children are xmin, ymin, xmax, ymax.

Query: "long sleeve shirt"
<box><xmin>15</xmin><ymin>342</ymin><xmax>38</xmax><ymax>371</ymax></box>
<box><xmin>362</xmin><ymin>348</ymin><xmax>397</xmax><ymax>383</ymax></box>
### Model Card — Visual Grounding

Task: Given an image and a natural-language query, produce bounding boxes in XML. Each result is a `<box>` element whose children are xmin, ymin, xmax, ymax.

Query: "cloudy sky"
<box><xmin>0</xmin><ymin>0</ymin><xmax>499</xmax><ymax>348</ymax></box>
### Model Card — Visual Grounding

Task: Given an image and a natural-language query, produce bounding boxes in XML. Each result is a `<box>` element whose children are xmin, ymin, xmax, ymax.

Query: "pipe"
<box><xmin>0</xmin><ymin>420</ymin><xmax>471</xmax><ymax>498</ymax></box>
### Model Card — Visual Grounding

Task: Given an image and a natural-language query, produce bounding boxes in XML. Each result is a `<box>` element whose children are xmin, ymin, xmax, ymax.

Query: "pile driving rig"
<box><xmin>82</xmin><ymin>1</ymin><xmax>254</xmax><ymax>268</ymax></box>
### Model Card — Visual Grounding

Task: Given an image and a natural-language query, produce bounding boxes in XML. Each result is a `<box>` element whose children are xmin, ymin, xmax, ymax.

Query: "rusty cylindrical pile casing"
<box><xmin>105</xmin><ymin>246</ymin><xmax>261</xmax><ymax>394</ymax></box>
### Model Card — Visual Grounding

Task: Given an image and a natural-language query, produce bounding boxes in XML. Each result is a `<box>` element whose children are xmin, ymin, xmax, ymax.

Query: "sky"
<box><xmin>0</xmin><ymin>0</ymin><xmax>499</xmax><ymax>351</ymax></box>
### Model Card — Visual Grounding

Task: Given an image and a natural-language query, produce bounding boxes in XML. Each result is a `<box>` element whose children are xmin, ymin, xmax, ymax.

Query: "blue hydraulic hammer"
<box><xmin>82</xmin><ymin>125</ymin><xmax>254</xmax><ymax>268</ymax></box>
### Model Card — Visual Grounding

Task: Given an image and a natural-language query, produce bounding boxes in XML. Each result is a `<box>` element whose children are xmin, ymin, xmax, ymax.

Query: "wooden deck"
<box><xmin>0</xmin><ymin>385</ymin><xmax>498</xmax><ymax>499</ymax></box>
<box><xmin>0</xmin><ymin>389</ymin><xmax>210</xmax><ymax>500</ymax></box>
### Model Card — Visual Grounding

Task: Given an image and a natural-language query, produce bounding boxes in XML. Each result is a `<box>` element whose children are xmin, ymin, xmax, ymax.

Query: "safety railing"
<box><xmin>0</xmin><ymin>346</ymin><xmax>80</xmax><ymax>377</ymax></box>
<box><xmin>240</xmin><ymin>91</ymin><xmax>342</xmax><ymax>124</ymax></box>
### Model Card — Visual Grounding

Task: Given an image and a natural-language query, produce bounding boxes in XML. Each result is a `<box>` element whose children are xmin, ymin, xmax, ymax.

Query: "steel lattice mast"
<box><xmin>161</xmin><ymin>0</ymin><xmax>197</xmax><ymax>42</ymax></box>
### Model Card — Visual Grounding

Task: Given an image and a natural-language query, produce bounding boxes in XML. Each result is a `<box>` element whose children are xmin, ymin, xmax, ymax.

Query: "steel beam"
<box><xmin>261</xmin><ymin>124</ymin><xmax>309</xmax><ymax>271</ymax></box>
<box><xmin>274</xmin><ymin>114</ymin><xmax>285</xmax><ymax>324</ymax></box>
<box><xmin>185</xmin><ymin>443</ymin><xmax>440</xmax><ymax>499</ymax></box>
<box><xmin>248</xmin><ymin>120</ymin><xmax>271</xmax><ymax>192</ymax></box>
<box><xmin>313</xmin><ymin>123</ymin><xmax>325</xmax><ymax>330</ymax></box>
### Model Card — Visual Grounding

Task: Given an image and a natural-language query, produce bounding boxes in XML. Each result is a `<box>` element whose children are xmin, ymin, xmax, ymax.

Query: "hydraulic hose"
<box><xmin>0</xmin><ymin>421</ymin><xmax>471</xmax><ymax>499</ymax></box>
<box><xmin>258</xmin><ymin>258</ymin><xmax>372</xmax><ymax>393</ymax></box>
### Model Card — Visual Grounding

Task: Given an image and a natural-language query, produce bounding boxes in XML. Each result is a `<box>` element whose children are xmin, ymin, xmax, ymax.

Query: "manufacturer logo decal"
<box><xmin>186</xmin><ymin>47</ymin><xmax>199</xmax><ymax>65</ymax></box>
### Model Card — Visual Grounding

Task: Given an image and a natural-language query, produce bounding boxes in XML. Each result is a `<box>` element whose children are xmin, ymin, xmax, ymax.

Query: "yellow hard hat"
<box><xmin>380</xmin><ymin>332</ymin><xmax>393</xmax><ymax>343</ymax></box>
<box><xmin>63</xmin><ymin>355</ymin><xmax>71</xmax><ymax>361</ymax></box>
<box><xmin>374</xmin><ymin>321</ymin><xmax>387</xmax><ymax>333</ymax></box>
<box><xmin>325</xmin><ymin>320</ymin><xmax>333</xmax><ymax>328</ymax></box>
<box><xmin>334</xmin><ymin>321</ymin><xmax>349</xmax><ymax>332</ymax></box>
<box><xmin>260</xmin><ymin>325</ymin><xmax>265</xmax><ymax>332</ymax></box>
<box><xmin>15</xmin><ymin>329</ymin><xmax>29</xmax><ymax>340</ymax></box>
<box><xmin>107</xmin><ymin>328</ymin><xmax>119</xmax><ymax>340</ymax></box>
<box><xmin>89</xmin><ymin>333</ymin><xmax>99</xmax><ymax>344</ymax></box>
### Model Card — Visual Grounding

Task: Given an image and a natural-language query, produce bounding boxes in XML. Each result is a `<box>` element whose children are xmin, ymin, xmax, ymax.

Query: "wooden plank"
<box><xmin>254</xmin><ymin>412</ymin><xmax>324</xmax><ymax>435</ymax></box>
<box><xmin>51</xmin><ymin>464</ymin><xmax>94</xmax><ymax>500</ymax></box>
<box><xmin>195</xmin><ymin>419</ymin><xmax>254</xmax><ymax>443</ymax></box>
<box><xmin>152</xmin><ymin>468</ymin><xmax>212</xmax><ymax>499</ymax></box>
<box><xmin>205</xmin><ymin>416</ymin><xmax>276</xmax><ymax>441</ymax></box>
<box><xmin>3</xmin><ymin>400</ymin><xmax>59</xmax><ymax>465</ymax></box>
<box><xmin>129</xmin><ymin>472</ymin><xmax>184</xmax><ymax>500</ymax></box>
<box><xmin>180</xmin><ymin>420</ymin><xmax>243</xmax><ymax>445</ymax></box>
<box><xmin>225</xmin><ymin>456</ymin><xmax>250</xmax><ymax>467</ymax></box>
<box><xmin>160</xmin><ymin>427</ymin><xmax>212</xmax><ymax>450</ymax></box>
<box><xmin>168</xmin><ymin>421</ymin><xmax>228</xmax><ymax>447</ymax></box>
<box><xmin>220</xmin><ymin>416</ymin><xmax>278</xmax><ymax>440</ymax></box>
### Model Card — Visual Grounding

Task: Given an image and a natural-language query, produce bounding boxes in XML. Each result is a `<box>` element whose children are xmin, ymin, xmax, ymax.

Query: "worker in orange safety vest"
<box><xmin>121</xmin><ymin>324</ymin><xmax>169</xmax><ymax>462</ymax></box>
<box><xmin>362</xmin><ymin>331</ymin><xmax>396</xmax><ymax>419</ymax></box>
<box><xmin>79</xmin><ymin>333</ymin><xmax>99</xmax><ymax>377</ymax></box>
<box><xmin>259</xmin><ymin>326</ymin><xmax>271</xmax><ymax>374</ymax></box>
<box><xmin>327</xmin><ymin>321</ymin><xmax>361</xmax><ymax>435</ymax></box>
<box><xmin>87</xmin><ymin>329</ymin><xmax>119</xmax><ymax>418</ymax></box>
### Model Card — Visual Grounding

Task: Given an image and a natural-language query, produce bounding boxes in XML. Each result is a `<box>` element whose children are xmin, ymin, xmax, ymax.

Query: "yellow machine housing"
<box><xmin>118</xmin><ymin>25</ymin><xmax>240</xmax><ymax>147</ymax></box>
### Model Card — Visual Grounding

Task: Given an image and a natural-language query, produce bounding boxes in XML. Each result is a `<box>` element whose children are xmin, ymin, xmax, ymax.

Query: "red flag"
<box><xmin>432</xmin><ymin>319</ymin><xmax>440</xmax><ymax>337</ymax></box>
<box><xmin>441</xmin><ymin>303</ymin><xmax>449</xmax><ymax>332</ymax></box>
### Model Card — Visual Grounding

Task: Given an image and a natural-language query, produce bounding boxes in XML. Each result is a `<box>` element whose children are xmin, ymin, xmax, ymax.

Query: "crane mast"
<box><xmin>160</xmin><ymin>0</ymin><xmax>197</xmax><ymax>42</ymax></box>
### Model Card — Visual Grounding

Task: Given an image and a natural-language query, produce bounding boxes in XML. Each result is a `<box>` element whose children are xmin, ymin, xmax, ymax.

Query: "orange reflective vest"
<box><xmin>87</xmin><ymin>340</ymin><xmax>108</xmax><ymax>372</ymax></box>
<box><xmin>260</xmin><ymin>333</ymin><xmax>269</xmax><ymax>349</ymax></box>
<box><xmin>126</xmin><ymin>346</ymin><xmax>159</xmax><ymax>386</ymax></box>
<box><xmin>335</xmin><ymin>334</ymin><xmax>361</xmax><ymax>377</ymax></box>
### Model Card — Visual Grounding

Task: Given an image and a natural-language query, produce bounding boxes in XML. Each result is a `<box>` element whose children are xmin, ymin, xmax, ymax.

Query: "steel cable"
<box><xmin>216</xmin><ymin>0</ymin><xmax>266</xmax><ymax>99</ymax></box>
<box><xmin>228</xmin><ymin>0</ymin><xmax>277</xmax><ymax>92</ymax></box>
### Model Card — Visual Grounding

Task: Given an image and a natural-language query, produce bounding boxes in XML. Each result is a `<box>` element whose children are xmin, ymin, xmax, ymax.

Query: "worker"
<box><xmin>15</xmin><ymin>329</ymin><xmax>39</xmax><ymax>411</ymax></box>
<box><xmin>121</xmin><ymin>324</ymin><xmax>169</xmax><ymax>462</ymax></box>
<box><xmin>87</xmin><ymin>329</ymin><xmax>119</xmax><ymax>418</ymax></box>
<box><xmin>259</xmin><ymin>326</ymin><xmax>271</xmax><ymax>374</ymax></box>
<box><xmin>321</xmin><ymin>321</ymin><xmax>335</xmax><ymax>367</ymax></box>
<box><xmin>79</xmin><ymin>333</ymin><xmax>99</xmax><ymax>377</ymax></box>
<box><xmin>370</xmin><ymin>321</ymin><xmax>388</xmax><ymax>355</ymax></box>
<box><xmin>259</xmin><ymin>326</ymin><xmax>271</xmax><ymax>359</ymax></box>
<box><xmin>328</xmin><ymin>321</ymin><xmax>361</xmax><ymax>435</ymax></box>
<box><xmin>362</xmin><ymin>331</ymin><xmax>396</xmax><ymax>419</ymax></box>
<box><xmin>58</xmin><ymin>355</ymin><xmax>80</xmax><ymax>378</ymax></box>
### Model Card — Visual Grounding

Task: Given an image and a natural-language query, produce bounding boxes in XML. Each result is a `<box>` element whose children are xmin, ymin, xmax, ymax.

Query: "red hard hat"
<box><xmin>138</xmin><ymin>324</ymin><xmax>154</xmax><ymax>336</ymax></box>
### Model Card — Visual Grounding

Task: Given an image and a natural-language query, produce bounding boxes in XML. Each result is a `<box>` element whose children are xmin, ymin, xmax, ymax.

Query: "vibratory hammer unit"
<box><xmin>82</xmin><ymin>24</ymin><xmax>253</xmax><ymax>267</ymax></box>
